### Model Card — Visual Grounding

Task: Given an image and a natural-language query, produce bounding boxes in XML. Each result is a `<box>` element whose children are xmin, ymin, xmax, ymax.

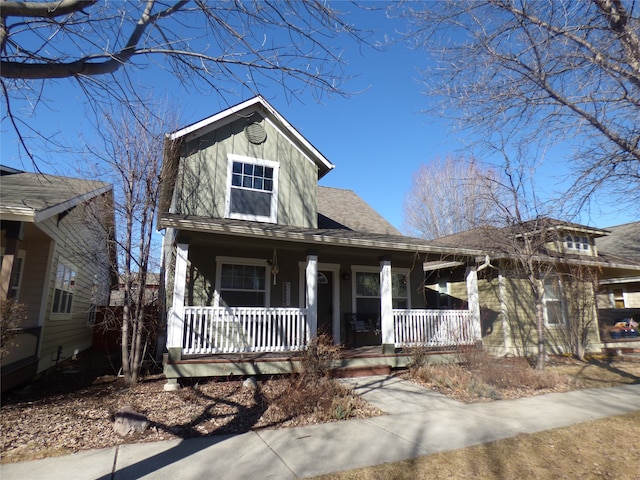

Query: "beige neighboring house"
<box><xmin>1</xmin><ymin>167</ymin><xmax>117</xmax><ymax>391</ymax></box>
<box><xmin>431</xmin><ymin>219</ymin><xmax>640</xmax><ymax>357</ymax></box>
<box><xmin>109</xmin><ymin>273</ymin><xmax>160</xmax><ymax>306</ymax></box>
<box><xmin>596</xmin><ymin>221</ymin><xmax>640</xmax><ymax>319</ymax></box>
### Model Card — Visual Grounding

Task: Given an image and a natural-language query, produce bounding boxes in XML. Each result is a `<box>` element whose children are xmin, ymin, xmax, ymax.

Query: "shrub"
<box><xmin>1</xmin><ymin>299</ymin><xmax>25</xmax><ymax>359</ymax></box>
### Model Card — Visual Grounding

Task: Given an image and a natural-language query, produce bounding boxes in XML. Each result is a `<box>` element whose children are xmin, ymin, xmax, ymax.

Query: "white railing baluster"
<box><xmin>180</xmin><ymin>307</ymin><xmax>308</xmax><ymax>354</ymax></box>
<box><xmin>392</xmin><ymin>309</ymin><xmax>475</xmax><ymax>348</ymax></box>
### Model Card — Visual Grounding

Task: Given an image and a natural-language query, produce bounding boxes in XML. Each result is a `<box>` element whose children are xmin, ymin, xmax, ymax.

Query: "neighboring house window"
<box><xmin>52</xmin><ymin>262</ymin><xmax>77</xmax><ymax>314</ymax></box>
<box><xmin>226</xmin><ymin>154</ymin><xmax>279</xmax><ymax>223</ymax></box>
<box><xmin>612</xmin><ymin>288</ymin><xmax>625</xmax><ymax>308</ymax></box>
<box><xmin>565</xmin><ymin>235</ymin><xmax>590</xmax><ymax>252</ymax></box>
<box><xmin>354</xmin><ymin>270</ymin><xmax>409</xmax><ymax>316</ymax></box>
<box><xmin>543</xmin><ymin>278</ymin><xmax>566</xmax><ymax>326</ymax></box>
<box><xmin>0</xmin><ymin>250</ymin><xmax>25</xmax><ymax>300</ymax></box>
<box><xmin>216</xmin><ymin>258</ymin><xmax>268</xmax><ymax>307</ymax></box>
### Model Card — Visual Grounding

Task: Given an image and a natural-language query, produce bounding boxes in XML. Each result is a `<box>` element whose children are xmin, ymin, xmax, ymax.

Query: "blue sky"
<box><xmin>1</xmin><ymin>4</ymin><xmax>635</xmax><ymax>232</ymax></box>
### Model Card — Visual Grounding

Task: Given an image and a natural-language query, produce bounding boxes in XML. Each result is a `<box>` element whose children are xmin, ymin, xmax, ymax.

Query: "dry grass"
<box><xmin>309</xmin><ymin>411</ymin><xmax>640</xmax><ymax>480</ymax></box>
<box><xmin>406</xmin><ymin>347</ymin><xmax>640</xmax><ymax>403</ymax></box>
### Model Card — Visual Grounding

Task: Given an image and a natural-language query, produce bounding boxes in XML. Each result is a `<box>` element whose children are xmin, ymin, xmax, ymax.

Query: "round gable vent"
<box><xmin>245</xmin><ymin>122</ymin><xmax>267</xmax><ymax>144</ymax></box>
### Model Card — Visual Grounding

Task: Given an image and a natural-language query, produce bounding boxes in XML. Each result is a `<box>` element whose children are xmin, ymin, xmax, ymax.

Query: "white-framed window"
<box><xmin>565</xmin><ymin>235</ymin><xmax>590</xmax><ymax>252</ymax></box>
<box><xmin>543</xmin><ymin>277</ymin><xmax>566</xmax><ymax>326</ymax></box>
<box><xmin>215</xmin><ymin>257</ymin><xmax>270</xmax><ymax>307</ymax></box>
<box><xmin>225</xmin><ymin>154</ymin><xmax>279</xmax><ymax>223</ymax></box>
<box><xmin>611</xmin><ymin>288</ymin><xmax>626</xmax><ymax>309</ymax></box>
<box><xmin>0</xmin><ymin>249</ymin><xmax>25</xmax><ymax>300</ymax></box>
<box><xmin>353</xmin><ymin>267</ymin><xmax>409</xmax><ymax>316</ymax></box>
<box><xmin>52</xmin><ymin>261</ymin><xmax>77</xmax><ymax>314</ymax></box>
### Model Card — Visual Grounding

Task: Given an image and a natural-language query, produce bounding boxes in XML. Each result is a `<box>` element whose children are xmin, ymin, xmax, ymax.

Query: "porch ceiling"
<box><xmin>159</xmin><ymin>213</ymin><xmax>484</xmax><ymax>257</ymax></box>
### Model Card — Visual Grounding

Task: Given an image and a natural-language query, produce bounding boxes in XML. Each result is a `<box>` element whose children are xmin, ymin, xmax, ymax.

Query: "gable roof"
<box><xmin>317</xmin><ymin>186</ymin><xmax>401</xmax><ymax>235</ymax></box>
<box><xmin>596</xmin><ymin>221</ymin><xmax>640</xmax><ymax>261</ymax></box>
<box><xmin>431</xmin><ymin>220</ymin><xmax>640</xmax><ymax>270</ymax></box>
<box><xmin>167</xmin><ymin>96</ymin><xmax>334</xmax><ymax>179</ymax></box>
<box><xmin>0</xmin><ymin>171</ymin><xmax>111</xmax><ymax>223</ymax></box>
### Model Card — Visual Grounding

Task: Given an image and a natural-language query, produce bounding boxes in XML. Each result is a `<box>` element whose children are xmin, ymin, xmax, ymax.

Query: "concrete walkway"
<box><xmin>2</xmin><ymin>377</ymin><xmax>639</xmax><ymax>480</ymax></box>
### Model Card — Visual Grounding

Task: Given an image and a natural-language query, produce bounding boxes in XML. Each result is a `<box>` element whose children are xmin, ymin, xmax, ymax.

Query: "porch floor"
<box><xmin>163</xmin><ymin>345</ymin><xmax>460</xmax><ymax>380</ymax></box>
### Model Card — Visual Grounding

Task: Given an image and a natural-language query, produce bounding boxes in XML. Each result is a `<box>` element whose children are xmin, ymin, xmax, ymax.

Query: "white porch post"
<box><xmin>305</xmin><ymin>252</ymin><xmax>318</xmax><ymax>345</ymax></box>
<box><xmin>465</xmin><ymin>266</ymin><xmax>482</xmax><ymax>342</ymax></box>
<box><xmin>168</xmin><ymin>243</ymin><xmax>189</xmax><ymax>350</ymax></box>
<box><xmin>380</xmin><ymin>256</ymin><xmax>395</xmax><ymax>353</ymax></box>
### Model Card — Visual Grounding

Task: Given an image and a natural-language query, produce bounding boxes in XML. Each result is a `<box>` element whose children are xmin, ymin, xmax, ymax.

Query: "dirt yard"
<box><xmin>2</xmin><ymin>349</ymin><xmax>639</xmax><ymax>465</ymax></box>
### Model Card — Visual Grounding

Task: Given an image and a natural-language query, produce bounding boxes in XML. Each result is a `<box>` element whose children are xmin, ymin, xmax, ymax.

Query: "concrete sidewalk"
<box><xmin>2</xmin><ymin>377</ymin><xmax>639</xmax><ymax>480</ymax></box>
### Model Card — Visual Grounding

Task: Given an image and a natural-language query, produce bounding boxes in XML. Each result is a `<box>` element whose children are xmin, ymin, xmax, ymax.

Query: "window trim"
<box><xmin>214</xmin><ymin>256</ymin><xmax>271</xmax><ymax>307</ymax></box>
<box><xmin>225</xmin><ymin>154</ymin><xmax>279</xmax><ymax>223</ymax></box>
<box><xmin>52</xmin><ymin>260</ymin><xmax>77</xmax><ymax>316</ymax></box>
<box><xmin>565</xmin><ymin>234</ymin><xmax>591</xmax><ymax>253</ymax></box>
<box><xmin>543</xmin><ymin>277</ymin><xmax>566</xmax><ymax>327</ymax></box>
<box><xmin>351</xmin><ymin>266</ymin><xmax>410</xmax><ymax>312</ymax></box>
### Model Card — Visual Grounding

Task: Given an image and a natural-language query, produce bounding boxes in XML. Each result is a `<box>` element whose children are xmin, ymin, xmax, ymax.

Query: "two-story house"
<box><xmin>158</xmin><ymin>96</ymin><xmax>486</xmax><ymax>389</ymax></box>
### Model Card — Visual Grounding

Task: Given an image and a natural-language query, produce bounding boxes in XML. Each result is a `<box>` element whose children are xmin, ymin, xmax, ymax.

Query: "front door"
<box><xmin>317</xmin><ymin>271</ymin><xmax>333</xmax><ymax>338</ymax></box>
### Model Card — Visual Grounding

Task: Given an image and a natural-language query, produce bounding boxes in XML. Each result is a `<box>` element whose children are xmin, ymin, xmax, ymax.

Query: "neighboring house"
<box><xmin>595</xmin><ymin>222</ymin><xmax>640</xmax><ymax>323</ymax></box>
<box><xmin>431</xmin><ymin>219</ymin><xmax>640</xmax><ymax>357</ymax></box>
<box><xmin>0</xmin><ymin>168</ymin><xmax>116</xmax><ymax>391</ymax></box>
<box><xmin>159</xmin><ymin>96</ymin><xmax>487</xmax><ymax>387</ymax></box>
<box><xmin>110</xmin><ymin>273</ymin><xmax>160</xmax><ymax>306</ymax></box>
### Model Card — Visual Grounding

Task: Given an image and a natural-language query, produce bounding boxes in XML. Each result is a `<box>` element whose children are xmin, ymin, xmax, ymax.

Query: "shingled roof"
<box><xmin>0</xmin><ymin>171</ymin><xmax>111</xmax><ymax>223</ymax></box>
<box><xmin>316</xmin><ymin>186</ymin><xmax>400</xmax><ymax>235</ymax></box>
<box><xmin>596</xmin><ymin>221</ymin><xmax>640</xmax><ymax>262</ymax></box>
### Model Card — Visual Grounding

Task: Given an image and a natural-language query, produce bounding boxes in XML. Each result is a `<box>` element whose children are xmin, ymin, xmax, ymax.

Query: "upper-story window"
<box><xmin>226</xmin><ymin>154</ymin><xmax>279</xmax><ymax>223</ymax></box>
<box><xmin>565</xmin><ymin>235</ymin><xmax>590</xmax><ymax>252</ymax></box>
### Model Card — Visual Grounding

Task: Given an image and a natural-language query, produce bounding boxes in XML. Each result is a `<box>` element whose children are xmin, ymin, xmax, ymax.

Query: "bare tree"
<box><xmin>402</xmin><ymin>155</ymin><xmax>503</xmax><ymax>239</ymax></box>
<box><xmin>555</xmin><ymin>265</ymin><xmax>599</xmax><ymax>361</ymax></box>
<box><xmin>1</xmin><ymin>0</ymin><xmax>372</xmax><ymax>162</ymax></box>
<box><xmin>399</xmin><ymin>0</ymin><xmax>640</xmax><ymax>213</ymax></box>
<box><xmin>82</xmin><ymin>103</ymin><xmax>175</xmax><ymax>385</ymax></box>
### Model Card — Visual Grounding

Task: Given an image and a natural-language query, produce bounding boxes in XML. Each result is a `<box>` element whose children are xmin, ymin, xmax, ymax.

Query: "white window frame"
<box><xmin>214</xmin><ymin>256</ymin><xmax>271</xmax><ymax>307</ymax></box>
<box><xmin>52</xmin><ymin>260</ymin><xmax>77</xmax><ymax>315</ymax></box>
<box><xmin>225</xmin><ymin>154</ymin><xmax>279</xmax><ymax>223</ymax></box>
<box><xmin>565</xmin><ymin>235</ymin><xmax>591</xmax><ymax>253</ymax></box>
<box><xmin>351</xmin><ymin>266</ymin><xmax>410</xmax><ymax>312</ymax></box>
<box><xmin>543</xmin><ymin>277</ymin><xmax>566</xmax><ymax>327</ymax></box>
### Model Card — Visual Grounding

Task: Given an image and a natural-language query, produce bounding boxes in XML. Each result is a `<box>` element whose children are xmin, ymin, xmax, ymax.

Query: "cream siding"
<box><xmin>32</xmin><ymin>197</ymin><xmax>112</xmax><ymax>373</ymax></box>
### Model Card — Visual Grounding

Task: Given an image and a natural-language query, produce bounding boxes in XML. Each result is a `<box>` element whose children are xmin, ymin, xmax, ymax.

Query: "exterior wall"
<box><xmin>33</xmin><ymin>196</ymin><xmax>113</xmax><ymax>373</ymax></box>
<box><xmin>476</xmin><ymin>275</ymin><xmax>506</xmax><ymax>355</ymax></box>
<box><xmin>174</xmin><ymin>114</ymin><xmax>318</xmax><ymax>228</ymax></box>
<box><xmin>483</xmin><ymin>272</ymin><xmax>601</xmax><ymax>357</ymax></box>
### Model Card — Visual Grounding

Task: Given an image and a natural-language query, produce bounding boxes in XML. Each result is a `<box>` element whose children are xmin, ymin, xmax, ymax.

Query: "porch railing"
<box><xmin>393</xmin><ymin>309</ymin><xmax>476</xmax><ymax>347</ymax></box>
<box><xmin>182</xmin><ymin>306</ymin><xmax>308</xmax><ymax>354</ymax></box>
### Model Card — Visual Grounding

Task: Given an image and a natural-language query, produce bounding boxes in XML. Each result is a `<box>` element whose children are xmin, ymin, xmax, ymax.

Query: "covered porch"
<box><xmin>163</xmin><ymin>240</ymin><xmax>482</xmax><ymax>387</ymax></box>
